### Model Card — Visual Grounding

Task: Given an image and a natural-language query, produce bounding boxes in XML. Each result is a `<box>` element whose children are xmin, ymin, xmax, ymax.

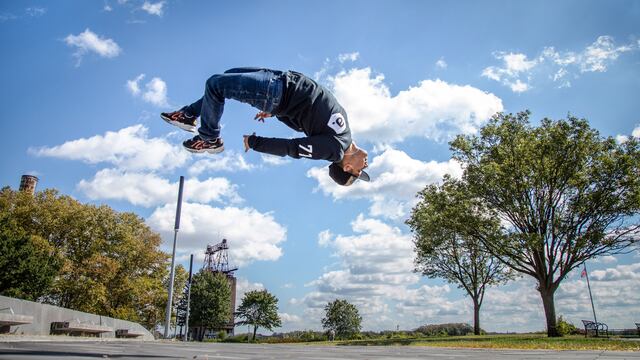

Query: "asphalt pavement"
<box><xmin>1</xmin><ymin>340</ymin><xmax>639</xmax><ymax>360</ymax></box>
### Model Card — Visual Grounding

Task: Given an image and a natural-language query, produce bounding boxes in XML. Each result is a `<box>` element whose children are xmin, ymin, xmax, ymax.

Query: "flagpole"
<box><xmin>583</xmin><ymin>263</ymin><xmax>599</xmax><ymax>336</ymax></box>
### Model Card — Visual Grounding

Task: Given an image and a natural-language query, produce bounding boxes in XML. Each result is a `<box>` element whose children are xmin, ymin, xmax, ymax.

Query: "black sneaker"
<box><xmin>183</xmin><ymin>135</ymin><xmax>224</xmax><ymax>154</ymax></box>
<box><xmin>161</xmin><ymin>110</ymin><xmax>197</xmax><ymax>133</ymax></box>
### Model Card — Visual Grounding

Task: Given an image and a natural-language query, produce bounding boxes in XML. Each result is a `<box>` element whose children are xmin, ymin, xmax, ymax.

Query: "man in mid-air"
<box><xmin>161</xmin><ymin>67</ymin><xmax>370</xmax><ymax>186</ymax></box>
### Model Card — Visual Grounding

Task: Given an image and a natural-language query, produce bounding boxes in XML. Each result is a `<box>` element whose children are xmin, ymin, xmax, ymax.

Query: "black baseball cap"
<box><xmin>329</xmin><ymin>163</ymin><xmax>370</xmax><ymax>186</ymax></box>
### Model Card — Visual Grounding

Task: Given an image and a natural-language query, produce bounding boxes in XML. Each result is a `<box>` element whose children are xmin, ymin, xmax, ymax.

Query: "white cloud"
<box><xmin>142</xmin><ymin>1</ymin><xmax>165</xmax><ymax>16</ymax></box>
<box><xmin>279</xmin><ymin>313</ymin><xmax>302</xmax><ymax>323</ymax></box>
<box><xmin>25</xmin><ymin>7</ymin><xmax>46</xmax><ymax>17</ymax></box>
<box><xmin>484</xmin><ymin>35</ymin><xmax>638</xmax><ymax>91</ymax></box>
<box><xmin>147</xmin><ymin>203</ymin><xmax>287</xmax><ymax>266</ymax></box>
<box><xmin>510</xmin><ymin>79</ymin><xmax>530</xmax><ymax>93</ymax></box>
<box><xmin>338</xmin><ymin>52</ymin><xmax>360</xmax><ymax>63</ymax></box>
<box><xmin>127</xmin><ymin>74</ymin><xmax>145</xmax><ymax>95</ymax></box>
<box><xmin>148</xmin><ymin>79</ymin><xmax>170</xmax><ymax>107</ymax></box>
<box><xmin>307</xmin><ymin>148</ymin><xmax>462</xmax><ymax>220</ymax></box>
<box><xmin>29</xmin><ymin>125</ymin><xmax>189</xmax><ymax>172</ymax></box>
<box><xmin>260</xmin><ymin>154</ymin><xmax>291</xmax><ymax>166</ymax></box>
<box><xmin>435</xmin><ymin>57</ymin><xmax>447</xmax><ymax>69</ymax></box>
<box><xmin>1</xmin><ymin>7</ymin><xmax>46</xmax><ymax>21</ymax></box>
<box><xmin>127</xmin><ymin>74</ymin><xmax>170</xmax><ymax>107</ymax></box>
<box><xmin>143</xmin><ymin>77</ymin><xmax>169</xmax><ymax>107</ymax></box>
<box><xmin>104</xmin><ymin>4</ymin><xmax>113</xmax><ymax>12</ymax></box>
<box><xmin>482</xmin><ymin>52</ymin><xmax>538</xmax><ymax>92</ymax></box>
<box><xmin>580</xmin><ymin>36</ymin><xmax>633</xmax><ymax>72</ymax></box>
<box><xmin>503</xmin><ymin>52</ymin><xmax>538</xmax><ymax>72</ymax></box>
<box><xmin>615</xmin><ymin>125</ymin><xmax>640</xmax><ymax>144</ymax></box>
<box><xmin>78</xmin><ymin>170</ymin><xmax>242</xmax><ymax>207</ymax></box>
<box><xmin>593</xmin><ymin>255</ymin><xmax>618</xmax><ymax>264</ymax></box>
<box><xmin>64</xmin><ymin>29</ymin><xmax>121</xmax><ymax>66</ymax></box>
<box><xmin>329</xmin><ymin>67</ymin><xmax>503</xmax><ymax>145</ymax></box>
<box><xmin>313</xmin><ymin>57</ymin><xmax>332</xmax><ymax>81</ymax></box>
<box><xmin>0</xmin><ymin>13</ymin><xmax>18</xmax><ymax>22</ymax></box>
<box><xmin>188</xmin><ymin>151</ymin><xmax>255</xmax><ymax>176</ymax></box>
<box><xmin>317</xmin><ymin>229</ymin><xmax>333</xmax><ymax>247</ymax></box>
<box><xmin>590</xmin><ymin>262</ymin><xmax>640</xmax><ymax>281</ymax></box>
<box><xmin>616</xmin><ymin>135</ymin><xmax>629</xmax><ymax>144</ymax></box>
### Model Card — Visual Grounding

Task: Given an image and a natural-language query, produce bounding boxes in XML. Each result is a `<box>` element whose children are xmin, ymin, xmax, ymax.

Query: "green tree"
<box><xmin>189</xmin><ymin>270</ymin><xmax>232</xmax><ymax>340</ymax></box>
<box><xmin>175</xmin><ymin>278</ymin><xmax>192</xmax><ymax>334</ymax></box>
<box><xmin>322</xmin><ymin>299</ymin><xmax>362</xmax><ymax>339</ymax></box>
<box><xmin>236</xmin><ymin>289</ymin><xmax>282</xmax><ymax>340</ymax></box>
<box><xmin>163</xmin><ymin>264</ymin><xmax>188</xmax><ymax>329</ymax></box>
<box><xmin>450</xmin><ymin>111</ymin><xmax>640</xmax><ymax>337</ymax></box>
<box><xmin>0</xmin><ymin>228</ymin><xmax>63</xmax><ymax>300</ymax></box>
<box><xmin>407</xmin><ymin>177</ymin><xmax>513</xmax><ymax>335</ymax></box>
<box><xmin>0</xmin><ymin>187</ymin><xmax>170</xmax><ymax>330</ymax></box>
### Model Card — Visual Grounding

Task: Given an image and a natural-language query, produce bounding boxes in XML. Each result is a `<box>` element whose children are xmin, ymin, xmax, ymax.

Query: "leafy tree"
<box><xmin>450</xmin><ymin>111</ymin><xmax>640</xmax><ymax>336</ymax></box>
<box><xmin>321</xmin><ymin>299</ymin><xmax>362</xmax><ymax>339</ymax></box>
<box><xmin>0</xmin><ymin>227</ymin><xmax>63</xmax><ymax>300</ymax></box>
<box><xmin>407</xmin><ymin>177</ymin><xmax>513</xmax><ymax>335</ymax></box>
<box><xmin>0</xmin><ymin>187</ymin><xmax>170</xmax><ymax>330</ymax></box>
<box><xmin>189</xmin><ymin>270</ymin><xmax>232</xmax><ymax>340</ymax></box>
<box><xmin>176</xmin><ymin>281</ymin><xmax>191</xmax><ymax>329</ymax></box>
<box><xmin>163</xmin><ymin>264</ymin><xmax>188</xmax><ymax>329</ymax></box>
<box><xmin>236</xmin><ymin>289</ymin><xmax>282</xmax><ymax>340</ymax></box>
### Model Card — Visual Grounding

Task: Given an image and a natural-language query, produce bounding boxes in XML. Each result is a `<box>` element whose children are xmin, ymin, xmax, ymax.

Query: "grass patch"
<box><xmin>333</xmin><ymin>334</ymin><xmax>640</xmax><ymax>351</ymax></box>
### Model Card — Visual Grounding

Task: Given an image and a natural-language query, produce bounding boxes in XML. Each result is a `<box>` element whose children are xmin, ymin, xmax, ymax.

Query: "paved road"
<box><xmin>1</xmin><ymin>341</ymin><xmax>639</xmax><ymax>360</ymax></box>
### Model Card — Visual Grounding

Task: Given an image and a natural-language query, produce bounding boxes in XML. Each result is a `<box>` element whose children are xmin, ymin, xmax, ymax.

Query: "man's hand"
<box><xmin>254</xmin><ymin>111</ymin><xmax>272</xmax><ymax>122</ymax></box>
<box><xmin>243</xmin><ymin>133</ymin><xmax>256</xmax><ymax>152</ymax></box>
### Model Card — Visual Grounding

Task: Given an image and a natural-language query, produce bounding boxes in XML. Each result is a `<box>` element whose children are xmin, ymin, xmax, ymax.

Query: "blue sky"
<box><xmin>1</xmin><ymin>0</ymin><xmax>639</xmax><ymax>333</ymax></box>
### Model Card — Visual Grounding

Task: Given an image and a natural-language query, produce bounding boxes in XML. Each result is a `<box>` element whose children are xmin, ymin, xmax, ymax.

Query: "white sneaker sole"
<box><xmin>161</xmin><ymin>115</ymin><xmax>197</xmax><ymax>133</ymax></box>
<box><xmin>184</xmin><ymin>145</ymin><xmax>224</xmax><ymax>154</ymax></box>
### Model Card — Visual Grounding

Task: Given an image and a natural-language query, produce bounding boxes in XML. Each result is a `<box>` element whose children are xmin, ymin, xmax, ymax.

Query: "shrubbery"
<box><xmin>220</xmin><ymin>334</ymin><xmax>249</xmax><ymax>343</ymax></box>
<box><xmin>265</xmin><ymin>330</ymin><xmax>328</xmax><ymax>343</ymax></box>
<box><xmin>556</xmin><ymin>316</ymin><xmax>578</xmax><ymax>336</ymax></box>
<box><xmin>415</xmin><ymin>323</ymin><xmax>476</xmax><ymax>336</ymax></box>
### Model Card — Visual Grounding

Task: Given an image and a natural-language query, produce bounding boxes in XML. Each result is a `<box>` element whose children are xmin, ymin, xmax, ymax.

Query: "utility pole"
<box><xmin>164</xmin><ymin>176</ymin><xmax>184</xmax><ymax>339</ymax></box>
<box><xmin>184</xmin><ymin>254</ymin><xmax>193</xmax><ymax>342</ymax></box>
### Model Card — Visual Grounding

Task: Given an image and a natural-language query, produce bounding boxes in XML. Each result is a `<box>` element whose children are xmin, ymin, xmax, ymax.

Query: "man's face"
<box><xmin>344</xmin><ymin>146</ymin><xmax>368</xmax><ymax>176</ymax></box>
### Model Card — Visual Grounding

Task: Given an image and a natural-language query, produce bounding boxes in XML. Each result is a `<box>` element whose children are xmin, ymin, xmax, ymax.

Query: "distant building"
<box><xmin>189</xmin><ymin>239</ymin><xmax>238</xmax><ymax>341</ymax></box>
<box><xmin>19</xmin><ymin>175</ymin><xmax>38</xmax><ymax>195</ymax></box>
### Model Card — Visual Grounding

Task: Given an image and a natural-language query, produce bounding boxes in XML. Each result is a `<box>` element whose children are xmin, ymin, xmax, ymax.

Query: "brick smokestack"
<box><xmin>19</xmin><ymin>175</ymin><xmax>38</xmax><ymax>195</ymax></box>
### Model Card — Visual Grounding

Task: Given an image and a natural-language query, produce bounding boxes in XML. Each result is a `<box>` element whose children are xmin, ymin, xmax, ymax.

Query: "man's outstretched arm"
<box><xmin>244</xmin><ymin>134</ymin><xmax>342</xmax><ymax>162</ymax></box>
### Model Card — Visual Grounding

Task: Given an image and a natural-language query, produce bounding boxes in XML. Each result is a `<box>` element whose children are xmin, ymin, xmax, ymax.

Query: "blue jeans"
<box><xmin>183</xmin><ymin>67</ymin><xmax>284</xmax><ymax>141</ymax></box>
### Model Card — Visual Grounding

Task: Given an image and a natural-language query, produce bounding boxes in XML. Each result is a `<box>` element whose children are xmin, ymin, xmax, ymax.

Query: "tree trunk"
<box><xmin>473</xmin><ymin>299</ymin><xmax>481</xmax><ymax>335</ymax></box>
<box><xmin>539</xmin><ymin>287</ymin><xmax>559</xmax><ymax>337</ymax></box>
<box><xmin>252</xmin><ymin>325</ymin><xmax>257</xmax><ymax>341</ymax></box>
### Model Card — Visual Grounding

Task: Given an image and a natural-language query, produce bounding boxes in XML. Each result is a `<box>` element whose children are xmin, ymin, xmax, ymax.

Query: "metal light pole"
<box><xmin>164</xmin><ymin>176</ymin><xmax>185</xmax><ymax>339</ymax></box>
<box><xmin>184</xmin><ymin>254</ymin><xmax>193</xmax><ymax>342</ymax></box>
<box><xmin>583</xmin><ymin>263</ymin><xmax>599</xmax><ymax>335</ymax></box>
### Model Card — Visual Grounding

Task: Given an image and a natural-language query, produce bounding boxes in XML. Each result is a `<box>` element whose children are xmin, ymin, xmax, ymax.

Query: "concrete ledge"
<box><xmin>0</xmin><ymin>295</ymin><xmax>153</xmax><ymax>340</ymax></box>
<box><xmin>0</xmin><ymin>313</ymin><xmax>34</xmax><ymax>327</ymax></box>
<box><xmin>0</xmin><ymin>334</ymin><xmax>153</xmax><ymax>342</ymax></box>
<box><xmin>51</xmin><ymin>321</ymin><xmax>113</xmax><ymax>335</ymax></box>
<box><xmin>115</xmin><ymin>329</ymin><xmax>145</xmax><ymax>338</ymax></box>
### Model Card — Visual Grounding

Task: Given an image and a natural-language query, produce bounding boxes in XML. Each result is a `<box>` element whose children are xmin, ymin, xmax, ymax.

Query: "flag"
<box><xmin>581</xmin><ymin>268</ymin><xmax>587</xmax><ymax>278</ymax></box>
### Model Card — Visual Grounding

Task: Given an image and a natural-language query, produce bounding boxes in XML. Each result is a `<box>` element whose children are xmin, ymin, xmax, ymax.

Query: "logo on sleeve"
<box><xmin>328</xmin><ymin>113</ymin><xmax>347</xmax><ymax>134</ymax></box>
